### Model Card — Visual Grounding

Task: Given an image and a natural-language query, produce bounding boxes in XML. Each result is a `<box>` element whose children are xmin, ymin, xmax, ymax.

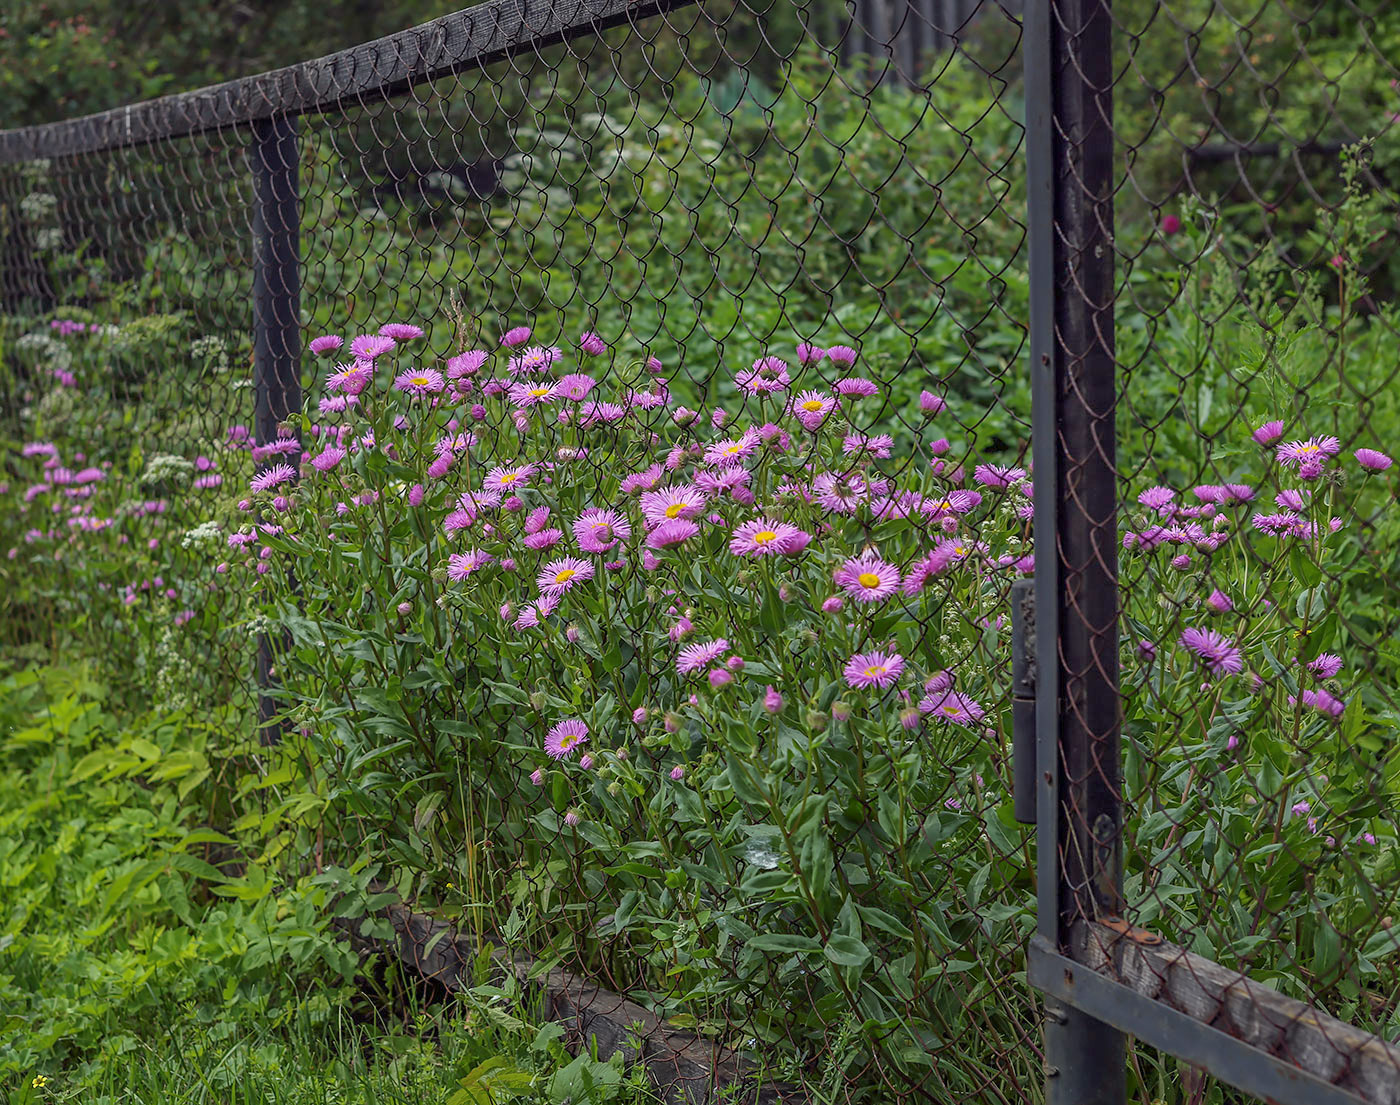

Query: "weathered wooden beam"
<box><xmin>1070</xmin><ymin>920</ymin><xmax>1400</xmax><ymax>1105</ymax></box>
<box><xmin>333</xmin><ymin>898</ymin><xmax>804</xmax><ymax>1105</ymax></box>
<box><xmin>0</xmin><ymin>0</ymin><xmax>690</xmax><ymax>163</ymax></box>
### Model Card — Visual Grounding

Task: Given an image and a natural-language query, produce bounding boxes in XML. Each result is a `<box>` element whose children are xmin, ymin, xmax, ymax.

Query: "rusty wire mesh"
<box><xmin>1</xmin><ymin>0</ymin><xmax>1399</xmax><ymax>1102</ymax></box>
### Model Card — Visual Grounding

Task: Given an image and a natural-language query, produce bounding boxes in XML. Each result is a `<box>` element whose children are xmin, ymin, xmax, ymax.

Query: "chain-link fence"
<box><xmin>1</xmin><ymin>1</ymin><xmax>1397</xmax><ymax>1102</ymax></box>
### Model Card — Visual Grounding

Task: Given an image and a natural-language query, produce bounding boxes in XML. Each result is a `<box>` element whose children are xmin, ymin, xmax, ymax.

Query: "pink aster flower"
<box><xmin>844</xmin><ymin>650</ymin><xmax>905</xmax><ymax>690</ymax></box>
<box><xmin>380</xmin><ymin>322</ymin><xmax>424</xmax><ymax>341</ymax></box>
<box><xmin>708</xmin><ymin>668</ymin><xmax>733</xmax><ymax>689</ymax></box>
<box><xmin>538</xmin><ymin>556</ymin><xmax>594</xmax><ymax>593</ymax></box>
<box><xmin>544</xmin><ymin>719</ymin><xmax>589</xmax><ymax>759</ymax></box>
<box><xmin>736</xmin><ymin>357</ymin><xmax>791</xmax><ymax>394</ymax></box>
<box><xmin>704</xmin><ymin>433</ymin><xmax>761</xmax><ymax>468</ymax></box>
<box><xmin>1253</xmin><ymin>420</ymin><xmax>1285</xmax><ymax>445</ymax></box>
<box><xmin>524</xmin><ymin>528</ymin><xmax>563</xmax><ymax>550</ymax></box>
<box><xmin>826</xmin><ymin>346</ymin><xmax>857</xmax><ymax>367</ymax></box>
<box><xmin>1137</xmin><ymin>486</ymin><xmax>1175</xmax><ymax>513</ymax></box>
<box><xmin>394</xmin><ymin>368</ymin><xmax>445</xmax><ymax>395</ymax></box>
<box><xmin>447</xmin><ymin>350</ymin><xmax>490</xmax><ymax>378</ymax></box>
<box><xmin>646</xmin><ymin>519</ymin><xmax>700</xmax><ymax>549</ymax></box>
<box><xmin>578</xmin><ymin>331</ymin><xmax>607</xmax><ymax>356</ymax></box>
<box><xmin>250</xmin><ymin>464</ymin><xmax>296</xmax><ymax>493</ymax></box>
<box><xmin>1291</xmin><ymin>688</ymin><xmax>1346</xmax><ymax>719</ymax></box>
<box><xmin>555</xmin><ymin>373</ymin><xmax>597</xmax><ymax>401</ymax></box>
<box><xmin>834</xmin><ymin>552</ymin><xmax>901</xmax><ymax>602</ymax></box>
<box><xmin>833</xmin><ymin>376</ymin><xmax>877</xmax><ymax>398</ymax></box>
<box><xmin>349</xmin><ymin>334</ymin><xmax>396</xmax><ymax>360</ymax></box>
<box><xmin>500</xmin><ymin>326</ymin><xmax>532</xmax><ymax>347</ymax></box>
<box><xmin>919</xmin><ymin>391</ymin><xmax>946</xmax><ymax>415</ymax></box>
<box><xmin>974</xmin><ymin>464</ymin><xmax>1028</xmax><ymax>490</ymax></box>
<box><xmin>791</xmin><ymin>390</ymin><xmax>836</xmax><ymax>431</ymax></box>
<box><xmin>764</xmin><ymin>685</ymin><xmax>784</xmax><ymax>713</ymax></box>
<box><xmin>1308</xmin><ymin>654</ymin><xmax>1343</xmax><ymax>679</ymax></box>
<box><xmin>507</xmin><ymin>346</ymin><xmax>560</xmax><ymax>376</ymax></box>
<box><xmin>842</xmin><ymin>432</ymin><xmax>893</xmax><ymax>459</ymax></box>
<box><xmin>310</xmin><ymin>447</ymin><xmax>346</xmax><ymax>473</ymax></box>
<box><xmin>640</xmin><ymin>483</ymin><xmax>708</xmax><ymax>526</ymax></box>
<box><xmin>812</xmin><ymin>473</ymin><xmax>886</xmax><ymax>514</ymax></box>
<box><xmin>796</xmin><ymin>342</ymin><xmax>825</xmax><ymax>364</ymax></box>
<box><xmin>919</xmin><ymin>690</ymin><xmax>985</xmax><ymax>725</ymax></box>
<box><xmin>1205</xmin><ymin>588</ymin><xmax>1232</xmax><ymax>613</ymax></box>
<box><xmin>573</xmin><ymin>508</ymin><xmax>630</xmax><ymax>553</ymax></box>
<box><xmin>677</xmin><ymin>638</ymin><xmax>730</xmax><ymax>675</ymax></box>
<box><xmin>446</xmin><ymin>549</ymin><xmax>493</xmax><ymax>580</ymax></box>
<box><xmin>309</xmin><ymin>335</ymin><xmax>343</xmax><ymax>355</ymax></box>
<box><xmin>484</xmin><ymin>463</ymin><xmax>536</xmax><ymax>493</ymax></box>
<box><xmin>728</xmin><ymin>518</ymin><xmax>811</xmax><ymax>557</ymax></box>
<box><xmin>1356</xmin><ymin>448</ymin><xmax>1393</xmax><ymax>471</ymax></box>
<box><xmin>1277</xmin><ymin>436</ymin><xmax>1341</xmax><ymax>467</ymax></box>
<box><xmin>1179</xmin><ymin>627</ymin><xmax>1244</xmax><ymax>675</ymax></box>
<box><xmin>326</xmin><ymin>360</ymin><xmax>374</xmax><ymax>395</ymax></box>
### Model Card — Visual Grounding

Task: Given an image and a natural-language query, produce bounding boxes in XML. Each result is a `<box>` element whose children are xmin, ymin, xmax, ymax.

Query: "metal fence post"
<box><xmin>1026</xmin><ymin>1</ymin><xmax>1126</xmax><ymax>1101</ymax></box>
<box><xmin>251</xmin><ymin>114</ymin><xmax>301</xmax><ymax>745</ymax></box>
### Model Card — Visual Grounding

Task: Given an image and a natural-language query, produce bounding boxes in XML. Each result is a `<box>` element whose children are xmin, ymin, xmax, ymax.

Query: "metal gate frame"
<box><xmin>1022</xmin><ymin>3</ymin><xmax>1400</xmax><ymax>1103</ymax></box>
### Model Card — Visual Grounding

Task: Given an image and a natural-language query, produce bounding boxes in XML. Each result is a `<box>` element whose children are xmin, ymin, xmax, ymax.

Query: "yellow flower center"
<box><xmin>864</xmin><ymin>665</ymin><xmax>887</xmax><ymax>677</ymax></box>
<box><xmin>1300</xmin><ymin>443</ymin><xmax>1320</xmax><ymax>453</ymax></box>
<box><xmin>753</xmin><ymin>530</ymin><xmax>778</xmax><ymax>544</ymax></box>
<box><xmin>941</xmin><ymin>704</ymin><xmax>960</xmax><ymax>715</ymax></box>
<box><xmin>528</xmin><ymin>387</ymin><xmax>551</xmax><ymax>397</ymax></box>
<box><xmin>954</xmin><ymin>546</ymin><xmax>967</xmax><ymax>556</ymax></box>
<box><xmin>410</xmin><ymin>375</ymin><xmax>430</xmax><ymax>386</ymax></box>
<box><xmin>665</xmin><ymin>503</ymin><xmax>687</xmax><ymax>518</ymax></box>
<box><xmin>858</xmin><ymin>571</ymin><xmax>882</xmax><ymax>588</ymax></box>
<box><xmin>500</xmin><ymin>472</ymin><xmax>519</xmax><ymax>484</ymax></box>
<box><xmin>555</xmin><ymin>569</ymin><xmax>576</xmax><ymax>583</ymax></box>
<box><xmin>802</xmin><ymin>400</ymin><xmax>825</xmax><ymax>412</ymax></box>
<box><xmin>937</xmin><ymin>500</ymin><xmax>953</xmax><ymax>511</ymax></box>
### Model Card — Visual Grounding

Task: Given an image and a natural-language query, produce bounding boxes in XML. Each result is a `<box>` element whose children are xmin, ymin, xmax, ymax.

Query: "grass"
<box><xmin>0</xmin><ymin>665</ymin><xmax>659</xmax><ymax>1105</ymax></box>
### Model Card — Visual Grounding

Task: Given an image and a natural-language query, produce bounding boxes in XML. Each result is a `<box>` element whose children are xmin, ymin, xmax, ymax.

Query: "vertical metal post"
<box><xmin>1026</xmin><ymin>1</ymin><xmax>1125</xmax><ymax>1102</ymax></box>
<box><xmin>251</xmin><ymin>114</ymin><xmax>301</xmax><ymax>745</ymax></box>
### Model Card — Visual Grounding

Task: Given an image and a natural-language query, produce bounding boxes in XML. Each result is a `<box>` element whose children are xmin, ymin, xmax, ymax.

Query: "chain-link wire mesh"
<box><xmin>2</xmin><ymin>0</ymin><xmax>1399</xmax><ymax>1102</ymax></box>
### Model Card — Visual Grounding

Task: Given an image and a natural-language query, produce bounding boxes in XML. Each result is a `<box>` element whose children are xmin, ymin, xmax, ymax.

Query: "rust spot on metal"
<box><xmin>1100</xmin><ymin>915</ymin><xmax>1163</xmax><ymax>946</ymax></box>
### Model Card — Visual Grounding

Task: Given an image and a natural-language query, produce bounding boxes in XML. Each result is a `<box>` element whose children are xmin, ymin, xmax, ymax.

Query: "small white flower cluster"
<box><xmin>190</xmin><ymin>335</ymin><xmax>231</xmax><ymax>372</ymax></box>
<box><xmin>15</xmin><ymin>332</ymin><xmax>74</xmax><ymax>372</ymax></box>
<box><xmin>141</xmin><ymin>454</ymin><xmax>195</xmax><ymax>487</ymax></box>
<box><xmin>35</xmin><ymin>228</ymin><xmax>65</xmax><ymax>251</ymax></box>
<box><xmin>19</xmin><ymin>192</ymin><xmax>57</xmax><ymax>222</ymax></box>
<box><xmin>245</xmin><ymin>613</ymin><xmax>274</xmax><ymax>637</ymax></box>
<box><xmin>180</xmin><ymin>520</ymin><xmax>223</xmax><ymax>550</ymax></box>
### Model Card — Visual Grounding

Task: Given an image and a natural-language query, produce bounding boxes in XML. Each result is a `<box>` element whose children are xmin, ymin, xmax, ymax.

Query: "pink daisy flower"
<box><xmin>310</xmin><ymin>447</ymin><xmax>346</xmax><ymax>473</ymax></box>
<box><xmin>380</xmin><ymin>323</ymin><xmax>425</xmax><ymax>341</ymax></box>
<box><xmin>1277</xmin><ymin>436</ymin><xmax>1341</xmax><ymax>467</ymax></box>
<box><xmin>834</xmin><ymin>552</ymin><xmax>901</xmax><ymax>602</ymax></box>
<box><xmin>736</xmin><ymin>357</ymin><xmax>791</xmax><ymax>394</ymax></box>
<box><xmin>508</xmin><ymin>381</ymin><xmax>557</xmax><ymax>407</ymax></box>
<box><xmin>446</xmin><ymin>549</ymin><xmax>493</xmax><ymax>580</ymax></box>
<box><xmin>678</xmin><ymin>638</ymin><xmax>730</xmax><ymax>675</ymax></box>
<box><xmin>349</xmin><ymin>334</ymin><xmax>396</xmax><ymax>360</ymax></box>
<box><xmin>919</xmin><ymin>690</ymin><xmax>985</xmax><ymax>725</ymax></box>
<box><xmin>250</xmin><ymin>464</ymin><xmax>296</xmax><ymax>493</ymax></box>
<box><xmin>812</xmin><ymin>473</ymin><xmax>886</xmax><ymax>514</ymax></box>
<box><xmin>573</xmin><ymin>508</ymin><xmax>630</xmax><ymax>553</ymax></box>
<box><xmin>500</xmin><ymin>326</ymin><xmax>532</xmax><ymax>347</ymax></box>
<box><xmin>544</xmin><ymin>719</ymin><xmax>589</xmax><ymax>759</ymax></box>
<box><xmin>704</xmin><ymin>433</ymin><xmax>761</xmax><ymax>468</ymax></box>
<box><xmin>1290</xmin><ymin>688</ymin><xmax>1345</xmax><ymax>719</ymax></box>
<box><xmin>1307</xmin><ymin>654</ymin><xmax>1343</xmax><ymax>679</ymax></box>
<box><xmin>796</xmin><ymin>342</ymin><xmax>825</xmax><ymax>364</ymax></box>
<box><xmin>484</xmin><ymin>464</ymin><xmax>536</xmax><ymax>493</ymax></box>
<box><xmin>844</xmin><ymin>650</ymin><xmax>905</xmax><ymax>690</ymax></box>
<box><xmin>538</xmin><ymin>556</ymin><xmax>594</xmax><ymax>593</ymax></box>
<box><xmin>919</xmin><ymin>391</ymin><xmax>946</xmax><ymax>414</ymax></box>
<box><xmin>1205</xmin><ymin>589</ymin><xmax>1232</xmax><ymax>613</ymax></box>
<box><xmin>1356</xmin><ymin>448</ymin><xmax>1393</xmax><ymax>471</ymax></box>
<box><xmin>507</xmin><ymin>346</ymin><xmax>560</xmax><ymax>376</ymax></box>
<box><xmin>1179</xmin><ymin>627</ymin><xmax>1244</xmax><ymax>675</ymax></box>
<box><xmin>555</xmin><ymin>373</ymin><xmax>597</xmax><ymax>401</ymax></box>
<box><xmin>1137</xmin><ymin>486</ymin><xmax>1175</xmax><ymax>512</ymax></box>
<box><xmin>1252</xmin><ymin>420</ymin><xmax>1285</xmax><ymax>445</ymax></box>
<box><xmin>579</xmin><ymin>331</ymin><xmax>607</xmax><ymax>356</ymax></box>
<box><xmin>791</xmin><ymin>390</ymin><xmax>836</xmax><ymax>431</ymax></box>
<box><xmin>728</xmin><ymin>518</ymin><xmax>811</xmax><ymax>557</ymax></box>
<box><xmin>646</xmin><ymin>519</ymin><xmax>700</xmax><ymax>549</ymax></box>
<box><xmin>833</xmin><ymin>376</ymin><xmax>877</xmax><ymax>398</ymax></box>
<box><xmin>394</xmin><ymin>368</ymin><xmax>445</xmax><ymax>395</ymax></box>
<box><xmin>524</xmin><ymin>528</ymin><xmax>564</xmax><ymax>550</ymax></box>
<box><xmin>842</xmin><ymin>433</ymin><xmax>893</xmax><ymax>459</ymax></box>
<box><xmin>621</xmin><ymin>465</ymin><xmax>664</xmax><ymax>494</ymax></box>
<box><xmin>640</xmin><ymin>483</ymin><xmax>708</xmax><ymax>526</ymax></box>
<box><xmin>974</xmin><ymin>464</ymin><xmax>1028</xmax><ymax>490</ymax></box>
<box><xmin>579</xmin><ymin>401</ymin><xmax>627</xmax><ymax>426</ymax></box>
<box><xmin>327</xmin><ymin>361</ymin><xmax>374</xmax><ymax>395</ymax></box>
<box><xmin>826</xmin><ymin>345</ymin><xmax>857</xmax><ymax>367</ymax></box>
<box><xmin>447</xmin><ymin>350</ymin><xmax>490</xmax><ymax>378</ymax></box>
<box><xmin>309</xmin><ymin>335</ymin><xmax>343</xmax><ymax>355</ymax></box>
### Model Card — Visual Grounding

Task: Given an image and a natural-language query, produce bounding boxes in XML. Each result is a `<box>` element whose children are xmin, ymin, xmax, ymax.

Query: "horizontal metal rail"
<box><xmin>0</xmin><ymin>0</ymin><xmax>688</xmax><ymax>163</ymax></box>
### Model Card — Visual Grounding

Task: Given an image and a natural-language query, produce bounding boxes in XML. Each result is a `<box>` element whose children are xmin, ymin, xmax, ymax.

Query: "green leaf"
<box><xmin>823</xmin><ymin>934</ymin><xmax>872</xmax><ymax>967</ymax></box>
<box><xmin>747</xmin><ymin>933</ymin><xmax>821</xmax><ymax>955</ymax></box>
